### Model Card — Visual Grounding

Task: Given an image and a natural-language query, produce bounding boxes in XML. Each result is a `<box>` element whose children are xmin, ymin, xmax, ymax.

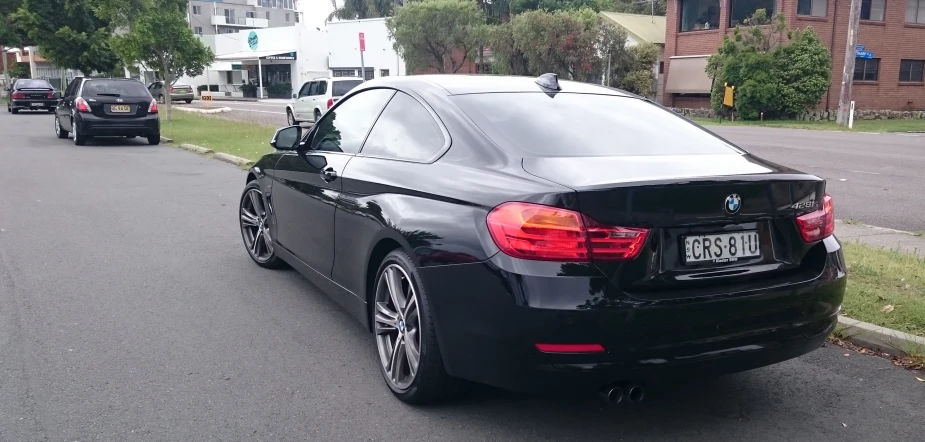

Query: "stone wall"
<box><xmin>669</xmin><ymin>108</ymin><xmax>925</xmax><ymax>121</ymax></box>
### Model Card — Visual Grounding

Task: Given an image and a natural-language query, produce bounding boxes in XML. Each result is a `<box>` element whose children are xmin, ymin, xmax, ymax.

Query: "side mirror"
<box><xmin>270</xmin><ymin>125</ymin><xmax>302</xmax><ymax>150</ymax></box>
<box><xmin>291</xmin><ymin>93</ymin><xmax>297</xmax><ymax>99</ymax></box>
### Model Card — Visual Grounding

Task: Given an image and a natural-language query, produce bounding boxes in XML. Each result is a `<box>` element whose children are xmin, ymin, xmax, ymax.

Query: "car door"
<box><xmin>312</xmin><ymin>80</ymin><xmax>329</xmax><ymax>118</ymax></box>
<box><xmin>294</xmin><ymin>81</ymin><xmax>313</xmax><ymax>120</ymax></box>
<box><xmin>269</xmin><ymin>88</ymin><xmax>395</xmax><ymax>276</ymax></box>
<box><xmin>57</xmin><ymin>78</ymin><xmax>80</xmax><ymax>128</ymax></box>
<box><xmin>148</xmin><ymin>82</ymin><xmax>161</xmax><ymax>100</ymax></box>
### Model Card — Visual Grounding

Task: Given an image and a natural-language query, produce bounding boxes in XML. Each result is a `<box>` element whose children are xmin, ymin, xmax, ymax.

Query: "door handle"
<box><xmin>321</xmin><ymin>167</ymin><xmax>338</xmax><ymax>182</ymax></box>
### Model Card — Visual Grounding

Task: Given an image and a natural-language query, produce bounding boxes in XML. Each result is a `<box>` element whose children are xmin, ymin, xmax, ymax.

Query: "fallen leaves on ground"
<box><xmin>827</xmin><ymin>337</ymin><xmax>925</xmax><ymax>371</ymax></box>
<box><xmin>881</xmin><ymin>304</ymin><xmax>895</xmax><ymax>313</ymax></box>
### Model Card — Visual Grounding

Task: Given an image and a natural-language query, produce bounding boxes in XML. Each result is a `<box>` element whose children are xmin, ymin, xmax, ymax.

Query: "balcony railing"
<box><xmin>211</xmin><ymin>16</ymin><xmax>269</xmax><ymax>28</ymax></box>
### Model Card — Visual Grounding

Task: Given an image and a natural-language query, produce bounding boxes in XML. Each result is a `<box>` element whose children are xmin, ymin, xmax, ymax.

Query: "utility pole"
<box><xmin>836</xmin><ymin>0</ymin><xmax>863</xmax><ymax>126</ymax></box>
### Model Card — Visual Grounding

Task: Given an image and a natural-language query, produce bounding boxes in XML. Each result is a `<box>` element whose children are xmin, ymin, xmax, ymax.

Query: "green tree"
<box><xmin>13</xmin><ymin>0</ymin><xmax>120</xmax><ymax>76</ymax></box>
<box><xmin>94</xmin><ymin>0</ymin><xmax>214</xmax><ymax>120</ymax></box>
<box><xmin>610</xmin><ymin>0</ymin><xmax>666</xmax><ymax>15</ymax></box>
<box><xmin>329</xmin><ymin>0</ymin><xmax>396</xmax><ymax>20</ymax></box>
<box><xmin>611</xmin><ymin>43</ymin><xmax>658</xmax><ymax>97</ymax></box>
<box><xmin>776</xmin><ymin>28</ymin><xmax>831</xmax><ymax>117</ymax></box>
<box><xmin>386</xmin><ymin>0</ymin><xmax>486</xmax><ymax>74</ymax></box>
<box><xmin>512</xmin><ymin>0</ymin><xmax>610</xmax><ymax>14</ymax></box>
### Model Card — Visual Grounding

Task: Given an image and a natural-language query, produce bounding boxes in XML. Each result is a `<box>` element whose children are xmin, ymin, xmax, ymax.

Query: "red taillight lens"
<box><xmin>12</xmin><ymin>92</ymin><xmax>25</xmax><ymax>99</ymax></box>
<box><xmin>169</xmin><ymin>87</ymin><xmax>175</xmax><ymax>93</ymax></box>
<box><xmin>47</xmin><ymin>93</ymin><xmax>55</xmax><ymax>99</ymax></box>
<box><xmin>535</xmin><ymin>343</ymin><xmax>605</xmax><ymax>354</ymax></box>
<box><xmin>75</xmin><ymin>97</ymin><xmax>90</xmax><ymax>112</ymax></box>
<box><xmin>148</xmin><ymin>99</ymin><xmax>158</xmax><ymax>113</ymax></box>
<box><xmin>486</xmin><ymin>202</ymin><xmax>649</xmax><ymax>262</ymax></box>
<box><xmin>796</xmin><ymin>194</ymin><xmax>834</xmax><ymax>243</ymax></box>
<box><xmin>326</xmin><ymin>98</ymin><xmax>334</xmax><ymax>109</ymax></box>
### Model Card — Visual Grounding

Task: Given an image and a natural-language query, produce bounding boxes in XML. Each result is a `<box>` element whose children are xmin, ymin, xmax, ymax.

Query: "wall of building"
<box><xmin>327</xmin><ymin>18</ymin><xmax>406</xmax><ymax>79</ymax></box>
<box><xmin>188</xmin><ymin>0</ymin><xmax>299</xmax><ymax>36</ymax></box>
<box><xmin>664</xmin><ymin>0</ymin><xmax>925</xmax><ymax>111</ymax></box>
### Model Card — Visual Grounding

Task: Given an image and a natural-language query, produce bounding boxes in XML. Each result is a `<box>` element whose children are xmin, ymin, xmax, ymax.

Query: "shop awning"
<box><xmin>215</xmin><ymin>50</ymin><xmax>298</xmax><ymax>61</ymax></box>
<box><xmin>665</xmin><ymin>56</ymin><xmax>713</xmax><ymax>94</ymax></box>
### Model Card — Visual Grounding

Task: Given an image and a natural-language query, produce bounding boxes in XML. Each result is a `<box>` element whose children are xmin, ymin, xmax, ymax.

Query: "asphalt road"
<box><xmin>182</xmin><ymin>100</ymin><xmax>925</xmax><ymax>231</ymax></box>
<box><xmin>2</xmin><ymin>110</ymin><xmax>924</xmax><ymax>441</ymax></box>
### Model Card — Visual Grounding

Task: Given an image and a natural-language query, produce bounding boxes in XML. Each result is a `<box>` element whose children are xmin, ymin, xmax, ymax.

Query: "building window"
<box><xmin>266</xmin><ymin>11</ymin><xmax>271</xmax><ymax>19</ymax></box>
<box><xmin>861</xmin><ymin>0</ymin><xmax>885</xmax><ymax>20</ymax></box>
<box><xmin>908</xmin><ymin>0</ymin><xmax>925</xmax><ymax>23</ymax></box>
<box><xmin>679</xmin><ymin>0</ymin><xmax>720</xmax><ymax>31</ymax></box>
<box><xmin>295</xmin><ymin>12</ymin><xmax>300</xmax><ymax>22</ymax></box>
<box><xmin>380</xmin><ymin>69</ymin><xmax>390</xmax><ymax>77</ymax></box>
<box><xmin>192</xmin><ymin>5</ymin><xmax>201</xmax><ymax>15</ymax></box>
<box><xmin>246</xmin><ymin>11</ymin><xmax>256</xmax><ymax>18</ymax></box>
<box><xmin>285</xmin><ymin>13</ymin><xmax>290</xmax><ymax>22</ymax></box>
<box><xmin>729</xmin><ymin>0</ymin><xmax>776</xmax><ymax>27</ymax></box>
<box><xmin>333</xmin><ymin>69</ymin><xmax>357</xmax><ymax>77</ymax></box>
<box><xmin>797</xmin><ymin>0</ymin><xmax>827</xmax><ymax>16</ymax></box>
<box><xmin>853</xmin><ymin>58</ymin><xmax>880</xmax><ymax>82</ymax></box>
<box><xmin>900</xmin><ymin>60</ymin><xmax>925</xmax><ymax>82</ymax></box>
<box><xmin>194</xmin><ymin>26</ymin><xmax>203</xmax><ymax>35</ymax></box>
<box><xmin>658</xmin><ymin>61</ymin><xmax>664</xmax><ymax>74</ymax></box>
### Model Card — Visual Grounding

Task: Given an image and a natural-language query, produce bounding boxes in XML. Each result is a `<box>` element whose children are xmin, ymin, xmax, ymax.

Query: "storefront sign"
<box><xmin>263</xmin><ymin>52</ymin><xmax>297</xmax><ymax>61</ymax></box>
<box><xmin>248</xmin><ymin>31</ymin><xmax>259</xmax><ymax>50</ymax></box>
<box><xmin>232</xmin><ymin>64</ymin><xmax>242</xmax><ymax>71</ymax></box>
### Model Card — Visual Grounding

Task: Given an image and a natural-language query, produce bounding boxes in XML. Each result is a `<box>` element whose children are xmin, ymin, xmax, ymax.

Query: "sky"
<box><xmin>300</xmin><ymin>0</ymin><xmax>335</xmax><ymax>29</ymax></box>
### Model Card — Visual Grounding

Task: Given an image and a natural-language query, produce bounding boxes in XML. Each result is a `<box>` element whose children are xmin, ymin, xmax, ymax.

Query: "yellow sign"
<box><xmin>723</xmin><ymin>83</ymin><xmax>735</xmax><ymax>107</ymax></box>
<box><xmin>201</xmin><ymin>94</ymin><xmax>213</xmax><ymax>101</ymax></box>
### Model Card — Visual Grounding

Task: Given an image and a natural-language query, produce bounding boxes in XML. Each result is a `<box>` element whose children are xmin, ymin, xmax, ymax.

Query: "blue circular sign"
<box><xmin>248</xmin><ymin>31</ymin><xmax>259</xmax><ymax>50</ymax></box>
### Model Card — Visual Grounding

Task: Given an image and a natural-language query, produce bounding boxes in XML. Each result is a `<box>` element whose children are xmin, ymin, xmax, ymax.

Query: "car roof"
<box><xmin>366</xmin><ymin>74</ymin><xmax>634</xmax><ymax>97</ymax></box>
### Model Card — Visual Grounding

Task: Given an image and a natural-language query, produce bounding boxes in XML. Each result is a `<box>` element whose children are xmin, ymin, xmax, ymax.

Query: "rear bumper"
<box><xmin>11</xmin><ymin>100</ymin><xmax>56</xmax><ymax>109</ymax></box>
<box><xmin>168</xmin><ymin>93</ymin><xmax>194</xmax><ymax>101</ymax></box>
<box><xmin>419</xmin><ymin>236</ymin><xmax>846</xmax><ymax>394</ymax></box>
<box><xmin>76</xmin><ymin>113</ymin><xmax>160</xmax><ymax>136</ymax></box>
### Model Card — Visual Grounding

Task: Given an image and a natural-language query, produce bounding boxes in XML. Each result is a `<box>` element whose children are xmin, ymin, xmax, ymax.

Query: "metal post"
<box><xmin>2</xmin><ymin>48</ymin><xmax>9</xmax><ymax>90</ymax></box>
<box><xmin>848</xmin><ymin>101</ymin><xmax>855</xmax><ymax>129</ymax></box>
<box><xmin>360</xmin><ymin>50</ymin><xmax>366</xmax><ymax>82</ymax></box>
<box><xmin>258</xmin><ymin>58</ymin><xmax>263</xmax><ymax>99</ymax></box>
<box><xmin>836</xmin><ymin>0</ymin><xmax>863</xmax><ymax>126</ymax></box>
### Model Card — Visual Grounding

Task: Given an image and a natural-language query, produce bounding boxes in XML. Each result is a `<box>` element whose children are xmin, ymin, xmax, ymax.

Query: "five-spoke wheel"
<box><xmin>239</xmin><ymin>181</ymin><xmax>284</xmax><ymax>268</ymax></box>
<box><xmin>375</xmin><ymin>264</ymin><xmax>422</xmax><ymax>391</ymax></box>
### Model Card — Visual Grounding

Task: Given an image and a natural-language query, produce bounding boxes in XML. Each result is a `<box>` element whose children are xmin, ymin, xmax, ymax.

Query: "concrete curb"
<box><xmin>179</xmin><ymin>143</ymin><xmax>213</xmax><ymax>155</ymax></box>
<box><xmin>160</xmin><ymin>136</ymin><xmax>173</xmax><ymax>144</ymax></box>
<box><xmin>213</xmin><ymin>152</ymin><xmax>253</xmax><ymax>168</ymax></box>
<box><xmin>837</xmin><ymin>315</ymin><xmax>925</xmax><ymax>357</ymax></box>
<box><xmin>174</xmin><ymin>106</ymin><xmax>233</xmax><ymax>114</ymax></box>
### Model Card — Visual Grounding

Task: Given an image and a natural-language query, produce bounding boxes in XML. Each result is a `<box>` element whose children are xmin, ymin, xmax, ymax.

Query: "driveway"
<box><xmin>2</xmin><ymin>111</ymin><xmax>921</xmax><ymax>441</ymax></box>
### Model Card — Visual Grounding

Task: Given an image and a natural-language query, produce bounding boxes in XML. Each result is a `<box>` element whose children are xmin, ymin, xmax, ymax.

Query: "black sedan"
<box><xmin>7</xmin><ymin>79</ymin><xmax>59</xmax><ymax>114</ymax></box>
<box><xmin>240</xmin><ymin>74</ymin><xmax>846</xmax><ymax>405</ymax></box>
<box><xmin>54</xmin><ymin>77</ymin><xmax>160</xmax><ymax>145</ymax></box>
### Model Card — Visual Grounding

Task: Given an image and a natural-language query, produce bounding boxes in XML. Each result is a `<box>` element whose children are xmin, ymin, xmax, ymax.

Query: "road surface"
<box><xmin>1</xmin><ymin>110</ymin><xmax>923</xmax><ymax>441</ymax></box>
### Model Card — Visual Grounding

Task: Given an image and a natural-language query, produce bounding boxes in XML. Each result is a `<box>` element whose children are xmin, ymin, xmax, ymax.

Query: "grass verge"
<box><xmin>160</xmin><ymin>111</ymin><xmax>276</xmax><ymax>162</ymax></box>
<box><xmin>690</xmin><ymin>117</ymin><xmax>925</xmax><ymax>133</ymax></box>
<box><xmin>842</xmin><ymin>241</ymin><xmax>925</xmax><ymax>338</ymax></box>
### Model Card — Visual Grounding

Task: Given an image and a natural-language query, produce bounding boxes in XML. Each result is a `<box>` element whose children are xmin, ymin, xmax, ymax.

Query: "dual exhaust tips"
<box><xmin>599</xmin><ymin>382</ymin><xmax>645</xmax><ymax>405</ymax></box>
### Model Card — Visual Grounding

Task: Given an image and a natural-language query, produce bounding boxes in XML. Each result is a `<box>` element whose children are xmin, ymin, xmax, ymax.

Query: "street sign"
<box><xmin>856</xmin><ymin>51</ymin><xmax>873</xmax><ymax>59</ymax></box>
<box><xmin>359</xmin><ymin>32</ymin><xmax>366</xmax><ymax>52</ymax></box>
<box><xmin>856</xmin><ymin>44</ymin><xmax>865</xmax><ymax>51</ymax></box>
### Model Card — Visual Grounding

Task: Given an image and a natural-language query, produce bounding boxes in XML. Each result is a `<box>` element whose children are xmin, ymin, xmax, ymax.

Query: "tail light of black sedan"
<box><xmin>795</xmin><ymin>194</ymin><xmax>835</xmax><ymax>243</ymax></box>
<box><xmin>486</xmin><ymin>202</ymin><xmax>649</xmax><ymax>262</ymax></box>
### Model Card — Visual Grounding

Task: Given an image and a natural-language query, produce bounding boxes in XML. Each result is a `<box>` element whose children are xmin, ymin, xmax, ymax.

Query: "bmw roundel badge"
<box><xmin>724</xmin><ymin>194</ymin><xmax>742</xmax><ymax>215</ymax></box>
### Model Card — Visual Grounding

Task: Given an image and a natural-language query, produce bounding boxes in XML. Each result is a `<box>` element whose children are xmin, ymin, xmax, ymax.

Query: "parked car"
<box><xmin>54</xmin><ymin>77</ymin><xmax>161</xmax><ymax>145</ymax></box>
<box><xmin>148</xmin><ymin>81</ymin><xmax>194</xmax><ymax>104</ymax></box>
<box><xmin>7</xmin><ymin>79</ymin><xmax>59</xmax><ymax>114</ymax></box>
<box><xmin>286</xmin><ymin>76</ymin><xmax>364</xmax><ymax>125</ymax></box>
<box><xmin>241</xmin><ymin>74</ymin><xmax>846</xmax><ymax>405</ymax></box>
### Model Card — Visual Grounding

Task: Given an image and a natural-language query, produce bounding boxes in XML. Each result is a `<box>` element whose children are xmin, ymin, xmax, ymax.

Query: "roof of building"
<box><xmin>599</xmin><ymin>12</ymin><xmax>666</xmax><ymax>45</ymax></box>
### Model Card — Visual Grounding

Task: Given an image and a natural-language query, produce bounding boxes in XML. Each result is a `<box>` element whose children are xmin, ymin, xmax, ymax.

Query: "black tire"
<box><xmin>373</xmin><ymin>249</ymin><xmax>466</xmax><ymax>404</ymax></box>
<box><xmin>47</xmin><ymin>108</ymin><xmax>55</xmax><ymax>113</ymax></box>
<box><xmin>72</xmin><ymin>121</ymin><xmax>87</xmax><ymax>146</ymax></box>
<box><xmin>54</xmin><ymin>115</ymin><xmax>69</xmax><ymax>139</ymax></box>
<box><xmin>11</xmin><ymin>108</ymin><xmax>18</xmax><ymax>114</ymax></box>
<box><xmin>147</xmin><ymin>135</ymin><xmax>161</xmax><ymax>145</ymax></box>
<box><xmin>313</xmin><ymin>109</ymin><xmax>321</xmax><ymax>123</ymax></box>
<box><xmin>286</xmin><ymin>108</ymin><xmax>298</xmax><ymax>126</ymax></box>
<box><xmin>239</xmin><ymin>180</ymin><xmax>286</xmax><ymax>269</ymax></box>
<box><xmin>184</xmin><ymin>99</ymin><xmax>192</xmax><ymax>104</ymax></box>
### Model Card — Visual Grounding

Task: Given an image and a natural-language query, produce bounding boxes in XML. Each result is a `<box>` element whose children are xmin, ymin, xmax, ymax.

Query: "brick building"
<box><xmin>663</xmin><ymin>0</ymin><xmax>925</xmax><ymax>111</ymax></box>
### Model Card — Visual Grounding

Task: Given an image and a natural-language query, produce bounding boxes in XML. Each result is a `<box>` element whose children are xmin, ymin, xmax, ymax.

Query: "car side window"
<box><xmin>298</xmin><ymin>82</ymin><xmax>311</xmax><ymax>97</ymax></box>
<box><xmin>317</xmin><ymin>81</ymin><xmax>327</xmax><ymax>95</ymax></box>
<box><xmin>307</xmin><ymin>81</ymin><xmax>319</xmax><ymax>96</ymax></box>
<box><xmin>310</xmin><ymin>88</ymin><xmax>395</xmax><ymax>154</ymax></box>
<box><xmin>360</xmin><ymin>92</ymin><xmax>446</xmax><ymax>162</ymax></box>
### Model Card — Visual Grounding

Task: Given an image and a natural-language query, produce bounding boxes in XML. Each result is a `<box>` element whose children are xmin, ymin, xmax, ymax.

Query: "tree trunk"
<box><xmin>162</xmin><ymin>62</ymin><xmax>173</xmax><ymax>121</ymax></box>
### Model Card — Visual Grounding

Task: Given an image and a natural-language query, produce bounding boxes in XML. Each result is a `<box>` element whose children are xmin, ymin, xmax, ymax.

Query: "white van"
<box><xmin>287</xmin><ymin>77</ymin><xmax>364</xmax><ymax>125</ymax></box>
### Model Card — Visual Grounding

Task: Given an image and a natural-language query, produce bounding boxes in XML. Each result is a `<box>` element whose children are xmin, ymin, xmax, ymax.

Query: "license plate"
<box><xmin>684</xmin><ymin>231</ymin><xmax>760</xmax><ymax>264</ymax></box>
<box><xmin>31</xmin><ymin>102</ymin><xmax>44</xmax><ymax>107</ymax></box>
<box><xmin>110</xmin><ymin>105</ymin><xmax>131</xmax><ymax>113</ymax></box>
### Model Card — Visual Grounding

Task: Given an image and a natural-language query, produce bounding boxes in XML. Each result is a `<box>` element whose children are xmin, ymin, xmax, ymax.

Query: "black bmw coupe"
<box><xmin>239</xmin><ymin>74</ymin><xmax>846</xmax><ymax>405</ymax></box>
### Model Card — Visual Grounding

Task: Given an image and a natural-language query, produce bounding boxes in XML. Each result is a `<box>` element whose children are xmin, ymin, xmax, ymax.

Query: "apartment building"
<box><xmin>663</xmin><ymin>0</ymin><xmax>925</xmax><ymax>111</ymax></box>
<box><xmin>187</xmin><ymin>0</ymin><xmax>301</xmax><ymax>36</ymax></box>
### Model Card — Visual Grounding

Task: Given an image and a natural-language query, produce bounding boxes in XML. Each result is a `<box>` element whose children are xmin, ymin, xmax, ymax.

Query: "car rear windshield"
<box><xmin>82</xmin><ymin>80</ymin><xmax>150</xmax><ymax>97</ymax></box>
<box><xmin>16</xmin><ymin>80</ymin><xmax>52</xmax><ymax>89</ymax></box>
<box><xmin>451</xmin><ymin>93</ymin><xmax>740</xmax><ymax>157</ymax></box>
<box><xmin>332</xmin><ymin>80</ymin><xmax>362</xmax><ymax>97</ymax></box>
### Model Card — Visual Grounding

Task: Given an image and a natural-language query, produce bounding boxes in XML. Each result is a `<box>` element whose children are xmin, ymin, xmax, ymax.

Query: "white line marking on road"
<box><xmin>858</xmin><ymin>132</ymin><xmax>880</xmax><ymax>135</ymax></box>
<box><xmin>838</xmin><ymin>178</ymin><xmax>848</xmax><ymax>181</ymax></box>
<box><xmin>850</xmin><ymin>170</ymin><xmax>880</xmax><ymax>175</ymax></box>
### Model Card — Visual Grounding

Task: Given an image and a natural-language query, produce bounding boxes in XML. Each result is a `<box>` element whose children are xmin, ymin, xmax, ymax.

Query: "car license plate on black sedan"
<box><xmin>31</xmin><ymin>102</ymin><xmax>44</xmax><ymax>107</ymax></box>
<box><xmin>110</xmin><ymin>104</ymin><xmax>131</xmax><ymax>113</ymax></box>
<box><xmin>684</xmin><ymin>231</ymin><xmax>760</xmax><ymax>264</ymax></box>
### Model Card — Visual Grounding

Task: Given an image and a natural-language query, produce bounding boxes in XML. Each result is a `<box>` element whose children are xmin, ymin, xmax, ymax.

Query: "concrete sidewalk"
<box><xmin>835</xmin><ymin>220</ymin><xmax>925</xmax><ymax>257</ymax></box>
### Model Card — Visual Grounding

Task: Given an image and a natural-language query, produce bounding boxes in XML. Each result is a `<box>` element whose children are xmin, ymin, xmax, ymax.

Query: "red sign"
<box><xmin>359</xmin><ymin>33</ymin><xmax>366</xmax><ymax>52</ymax></box>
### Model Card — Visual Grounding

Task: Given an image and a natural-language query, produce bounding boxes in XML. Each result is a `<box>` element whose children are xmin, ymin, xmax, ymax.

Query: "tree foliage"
<box><xmin>386</xmin><ymin>0</ymin><xmax>486</xmax><ymax>74</ymax></box>
<box><xmin>707</xmin><ymin>10</ymin><xmax>830</xmax><ymax>119</ymax></box>
<box><xmin>610</xmin><ymin>0</ymin><xmax>666</xmax><ymax>15</ymax></box>
<box><xmin>13</xmin><ymin>0</ymin><xmax>120</xmax><ymax>75</ymax></box>
<box><xmin>329</xmin><ymin>0</ymin><xmax>398</xmax><ymax>20</ymax></box>
<box><xmin>1</xmin><ymin>0</ymin><xmax>27</xmax><ymax>49</ymax></box>
<box><xmin>94</xmin><ymin>0</ymin><xmax>214</xmax><ymax>120</ymax></box>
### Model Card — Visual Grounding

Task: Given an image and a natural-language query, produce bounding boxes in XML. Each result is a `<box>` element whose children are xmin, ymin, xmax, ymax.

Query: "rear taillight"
<box><xmin>535</xmin><ymin>343</ymin><xmax>605</xmax><ymax>354</ymax></box>
<box><xmin>486</xmin><ymin>202</ymin><xmax>649</xmax><ymax>262</ymax></box>
<box><xmin>47</xmin><ymin>93</ymin><xmax>55</xmax><ymax>99</ymax></box>
<box><xmin>75</xmin><ymin>97</ymin><xmax>90</xmax><ymax>112</ymax></box>
<box><xmin>796</xmin><ymin>194</ymin><xmax>834</xmax><ymax>243</ymax></box>
<box><xmin>12</xmin><ymin>92</ymin><xmax>25</xmax><ymax>99</ymax></box>
<box><xmin>148</xmin><ymin>99</ymin><xmax>158</xmax><ymax>113</ymax></box>
<box><xmin>169</xmin><ymin>87</ymin><xmax>175</xmax><ymax>93</ymax></box>
<box><xmin>326</xmin><ymin>98</ymin><xmax>334</xmax><ymax>109</ymax></box>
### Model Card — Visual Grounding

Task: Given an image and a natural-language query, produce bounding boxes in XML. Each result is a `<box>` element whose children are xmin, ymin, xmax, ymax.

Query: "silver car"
<box><xmin>147</xmin><ymin>81</ymin><xmax>194</xmax><ymax>104</ymax></box>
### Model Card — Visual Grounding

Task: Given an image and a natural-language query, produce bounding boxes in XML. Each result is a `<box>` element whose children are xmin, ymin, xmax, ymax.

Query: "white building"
<box><xmin>326</xmin><ymin>18</ymin><xmax>406</xmax><ymax>80</ymax></box>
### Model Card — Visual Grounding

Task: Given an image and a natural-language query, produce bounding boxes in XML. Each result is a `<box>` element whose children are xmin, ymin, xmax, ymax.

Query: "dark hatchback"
<box><xmin>54</xmin><ymin>77</ymin><xmax>160</xmax><ymax>145</ymax></box>
<box><xmin>240</xmin><ymin>74</ymin><xmax>846</xmax><ymax>405</ymax></box>
<box><xmin>7</xmin><ymin>79</ymin><xmax>60</xmax><ymax>114</ymax></box>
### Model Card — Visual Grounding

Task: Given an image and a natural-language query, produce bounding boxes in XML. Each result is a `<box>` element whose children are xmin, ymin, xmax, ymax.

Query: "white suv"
<box><xmin>287</xmin><ymin>77</ymin><xmax>364</xmax><ymax>125</ymax></box>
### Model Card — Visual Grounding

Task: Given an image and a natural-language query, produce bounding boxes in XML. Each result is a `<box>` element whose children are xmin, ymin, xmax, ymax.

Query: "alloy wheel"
<box><xmin>287</xmin><ymin>110</ymin><xmax>295</xmax><ymax>126</ymax></box>
<box><xmin>72</xmin><ymin>121</ymin><xmax>77</xmax><ymax>143</ymax></box>
<box><xmin>54</xmin><ymin>116</ymin><xmax>60</xmax><ymax>136</ymax></box>
<box><xmin>374</xmin><ymin>264</ymin><xmax>422</xmax><ymax>391</ymax></box>
<box><xmin>240</xmin><ymin>188</ymin><xmax>274</xmax><ymax>262</ymax></box>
